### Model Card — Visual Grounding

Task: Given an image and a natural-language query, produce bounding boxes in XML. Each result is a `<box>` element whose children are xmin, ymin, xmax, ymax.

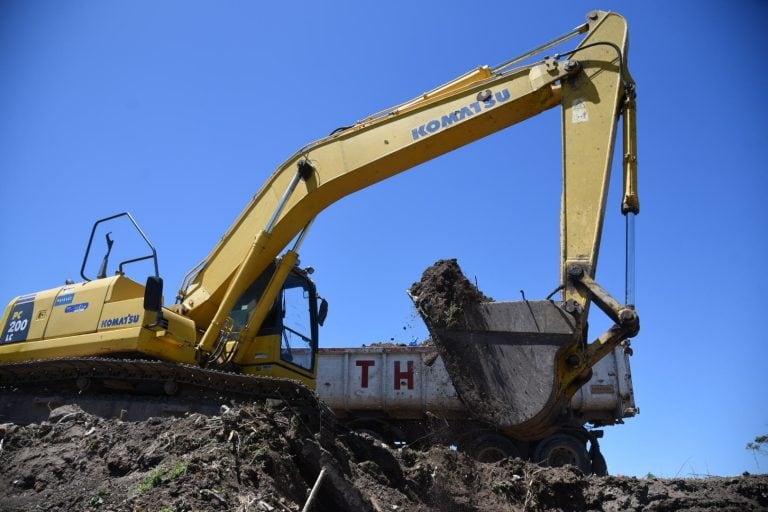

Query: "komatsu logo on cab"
<box><xmin>100</xmin><ymin>314</ymin><xmax>140</xmax><ymax>329</ymax></box>
<box><xmin>411</xmin><ymin>88</ymin><xmax>511</xmax><ymax>141</ymax></box>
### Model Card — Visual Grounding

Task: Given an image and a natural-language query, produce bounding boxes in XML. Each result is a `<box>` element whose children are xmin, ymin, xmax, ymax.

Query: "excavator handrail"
<box><xmin>80</xmin><ymin>211</ymin><xmax>159</xmax><ymax>282</ymax></box>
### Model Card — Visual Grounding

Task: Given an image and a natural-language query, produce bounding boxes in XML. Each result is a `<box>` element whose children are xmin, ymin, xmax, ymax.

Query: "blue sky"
<box><xmin>1</xmin><ymin>1</ymin><xmax>767</xmax><ymax>477</ymax></box>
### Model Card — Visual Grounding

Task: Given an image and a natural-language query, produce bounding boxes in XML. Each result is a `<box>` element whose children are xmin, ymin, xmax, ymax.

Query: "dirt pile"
<box><xmin>0</xmin><ymin>403</ymin><xmax>766</xmax><ymax>511</ymax></box>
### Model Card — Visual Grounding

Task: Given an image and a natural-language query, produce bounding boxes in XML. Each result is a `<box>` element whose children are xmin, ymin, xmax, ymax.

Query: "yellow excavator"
<box><xmin>0</xmin><ymin>10</ymin><xmax>639</xmax><ymax>438</ymax></box>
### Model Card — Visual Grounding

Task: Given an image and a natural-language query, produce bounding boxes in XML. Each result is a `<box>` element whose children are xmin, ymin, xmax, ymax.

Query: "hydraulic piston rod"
<box><xmin>621</xmin><ymin>91</ymin><xmax>639</xmax><ymax>308</ymax></box>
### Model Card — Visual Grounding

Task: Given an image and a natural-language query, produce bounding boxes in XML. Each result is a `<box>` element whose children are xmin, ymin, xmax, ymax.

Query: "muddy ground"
<box><xmin>1</xmin><ymin>259</ymin><xmax>766</xmax><ymax>510</ymax></box>
<box><xmin>0</xmin><ymin>402</ymin><xmax>766</xmax><ymax>511</ymax></box>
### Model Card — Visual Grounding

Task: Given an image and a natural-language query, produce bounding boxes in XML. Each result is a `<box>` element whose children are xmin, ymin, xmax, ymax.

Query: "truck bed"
<box><xmin>317</xmin><ymin>344</ymin><xmax>637</xmax><ymax>428</ymax></box>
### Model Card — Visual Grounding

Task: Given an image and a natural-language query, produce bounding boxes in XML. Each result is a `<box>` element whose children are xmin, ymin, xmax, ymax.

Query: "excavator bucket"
<box><xmin>410</xmin><ymin>260</ymin><xmax>579</xmax><ymax>441</ymax></box>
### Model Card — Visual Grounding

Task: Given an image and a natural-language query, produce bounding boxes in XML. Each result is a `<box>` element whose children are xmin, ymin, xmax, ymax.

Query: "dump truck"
<box><xmin>317</xmin><ymin>343</ymin><xmax>636</xmax><ymax>473</ymax></box>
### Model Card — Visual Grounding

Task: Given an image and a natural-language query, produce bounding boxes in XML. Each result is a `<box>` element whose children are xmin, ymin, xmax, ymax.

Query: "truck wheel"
<box><xmin>533</xmin><ymin>434</ymin><xmax>591</xmax><ymax>473</ymax></box>
<box><xmin>468</xmin><ymin>433</ymin><xmax>521</xmax><ymax>463</ymax></box>
<box><xmin>591</xmin><ymin>449</ymin><xmax>608</xmax><ymax>476</ymax></box>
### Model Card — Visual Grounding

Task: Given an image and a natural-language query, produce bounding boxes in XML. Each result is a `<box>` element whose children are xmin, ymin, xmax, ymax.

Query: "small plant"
<box><xmin>137</xmin><ymin>467</ymin><xmax>165</xmax><ymax>493</ymax></box>
<box><xmin>136</xmin><ymin>461</ymin><xmax>188</xmax><ymax>494</ymax></box>
<box><xmin>170</xmin><ymin>461</ymin><xmax>188</xmax><ymax>480</ymax></box>
<box><xmin>88</xmin><ymin>493</ymin><xmax>105</xmax><ymax>507</ymax></box>
<box><xmin>443</xmin><ymin>303</ymin><xmax>463</xmax><ymax>328</ymax></box>
<box><xmin>746</xmin><ymin>434</ymin><xmax>768</xmax><ymax>456</ymax></box>
<box><xmin>747</xmin><ymin>434</ymin><xmax>768</xmax><ymax>468</ymax></box>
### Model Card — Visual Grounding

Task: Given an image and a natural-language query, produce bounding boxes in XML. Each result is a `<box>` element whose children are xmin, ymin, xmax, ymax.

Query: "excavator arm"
<box><xmin>181</xmin><ymin>12</ymin><xmax>638</xmax><ymax>378</ymax></box>
<box><xmin>180</xmin><ymin>61</ymin><xmax>569</xmax><ymax>332</ymax></box>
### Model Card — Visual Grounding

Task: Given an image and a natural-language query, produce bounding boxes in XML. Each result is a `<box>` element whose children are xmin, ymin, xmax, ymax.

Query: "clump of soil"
<box><xmin>408</xmin><ymin>258</ymin><xmax>486</xmax><ymax>403</ymax></box>
<box><xmin>409</xmin><ymin>259</ymin><xmax>492</xmax><ymax>329</ymax></box>
<box><xmin>409</xmin><ymin>259</ymin><xmax>511</xmax><ymax>426</ymax></box>
<box><xmin>1</xmin><ymin>403</ymin><xmax>766</xmax><ymax>511</ymax></box>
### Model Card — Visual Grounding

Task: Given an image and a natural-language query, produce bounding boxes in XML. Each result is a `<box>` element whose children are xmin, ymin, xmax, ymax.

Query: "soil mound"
<box><xmin>1</xmin><ymin>403</ymin><xmax>766</xmax><ymax>511</ymax></box>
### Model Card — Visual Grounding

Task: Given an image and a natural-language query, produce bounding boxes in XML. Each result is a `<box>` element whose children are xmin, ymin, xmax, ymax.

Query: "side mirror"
<box><xmin>144</xmin><ymin>276</ymin><xmax>164</xmax><ymax>313</ymax></box>
<box><xmin>318</xmin><ymin>298</ymin><xmax>328</xmax><ymax>327</ymax></box>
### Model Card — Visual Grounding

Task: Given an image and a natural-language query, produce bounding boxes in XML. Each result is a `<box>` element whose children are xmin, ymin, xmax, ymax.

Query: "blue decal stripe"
<box><xmin>54</xmin><ymin>293</ymin><xmax>75</xmax><ymax>306</ymax></box>
<box><xmin>16</xmin><ymin>294</ymin><xmax>36</xmax><ymax>305</ymax></box>
<box><xmin>64</xmin><ymin>303</ymin><xmax>89</xmax><ymax>314</ymax></box>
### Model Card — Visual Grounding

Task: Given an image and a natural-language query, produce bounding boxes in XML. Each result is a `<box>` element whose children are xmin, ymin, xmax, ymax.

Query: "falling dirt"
<box><xmin>0</xmin><ymin>403</ymin><xmax>766</xmax><ymax>511</ymax></box>
<box><xmin>409</xmin><ymin>259</ymin><xmax>493</xmax><ymax>331</ymax></box>
<box><xmin>409</xmin><ymin>258</ymin><xmax>500</xmax><ymax>426</ymax></box>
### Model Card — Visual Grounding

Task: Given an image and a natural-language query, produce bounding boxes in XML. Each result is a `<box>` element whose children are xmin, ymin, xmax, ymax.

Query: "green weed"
<box><xmin>137</xmin><ymin>467</ymin><xmax>165</xmax><ymax>493</ymax></box>
<box><xmin>136</xmin><ymin>461</ymin><xmax>188</xmax><ymax>494</ymax></box>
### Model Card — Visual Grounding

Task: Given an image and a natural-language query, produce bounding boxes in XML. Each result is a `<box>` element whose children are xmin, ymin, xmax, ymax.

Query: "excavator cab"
<box><xmin>222</xmin><ymin>263</ymin><xmax>322</xmax><ymax>388</ymax></box>
<box><xmin>277</xmin><ymin>271</ymin><xmax>319</xmax><ymax>370</ymax></box>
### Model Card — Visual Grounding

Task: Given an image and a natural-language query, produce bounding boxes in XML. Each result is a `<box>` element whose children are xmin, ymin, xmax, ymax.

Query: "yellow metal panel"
<box><xmin>560</xmin><ymin>11</ymin><xmax>629</xmax><ymax>307</ymax></box>
<box><xmin>137</xmin><ymin>331</ymin><xmax>198</xmax><ymax>363</ymax></box>
<box><xmin>158</xmin><ymin>308</ymin><xmax>198</xmax><ymax>346</ymax></box>
<box><xmin>25</xmin><ymin>289</ymin><xmax>58</xmax><ymax>342</ymax></box>
<box><xmin>0</xmin><ymin>325</ymin><xmax>198</xmax><ymax>364</ymax></box>
<box><xmin>1</xmin><ymin>287</ymin><xmax>60</xmax><ymax>343</ymax></box>
<box><xmin>106</xmin><ymin>275</ymin><xmax>146</xmax><ymax>302</ymax></box>
<box><xmin>236</xmin><ymin>333</ymin><xmax>315</xmax><ymax>389</ymax></box>
<box><xmin>27</xmin><ymin>292</ymin><xmax>57</xmax><ymax>342</ymax></box>
<box><xmin>0</xmin><ymin>326</ymin><xmax>147</xmax><ymax>361</ymax></box>
<box><xmin>44</xmin><ymin>279</ymin><xmax>114</xmax><ymax>338</ymax></box>
<box><xmin>97</xmin><ymin>297</ymin><xmax>145</xmax><ymax>332</ymax></box>
<box><xmin>235</xmin><ymin>333</ymin><xmax>279</xmax><ymax>365</ymax></box>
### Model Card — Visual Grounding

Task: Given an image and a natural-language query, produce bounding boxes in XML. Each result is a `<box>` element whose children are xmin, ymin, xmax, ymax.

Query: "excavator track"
<box><xmin>0</xmin><ymin>358</ymin><xmax>323</xmax><ymax>425</ymax></box>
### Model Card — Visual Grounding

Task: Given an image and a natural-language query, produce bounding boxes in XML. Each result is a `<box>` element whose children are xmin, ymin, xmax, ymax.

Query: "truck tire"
<box><xmin>467</xmin><ymin>433</ymin><xmax>521</xmax><ymax>463</ymax></box>
<box><xmin>533</xmin><ymin>433</ymin><xmax>591</xmax><ymax>473</ymax></box>
<box><xmin>591</xmin><ymin>449</ymin><xmax>608</xmax><ymax>476</ymax></box>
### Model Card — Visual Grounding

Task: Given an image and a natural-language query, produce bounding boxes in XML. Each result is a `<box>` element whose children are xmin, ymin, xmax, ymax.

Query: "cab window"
<box><xmin>280</xmin><ymin>273</ymin><xmax>315</xmax><ymax>371</ymax></box>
